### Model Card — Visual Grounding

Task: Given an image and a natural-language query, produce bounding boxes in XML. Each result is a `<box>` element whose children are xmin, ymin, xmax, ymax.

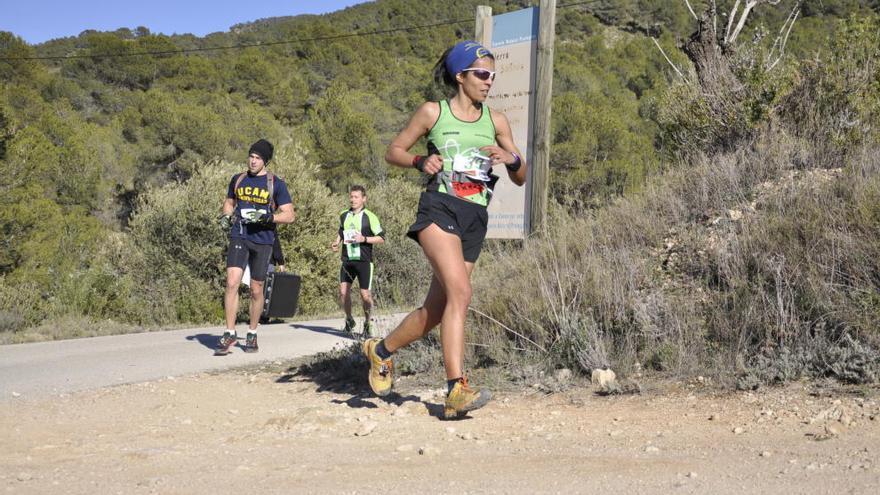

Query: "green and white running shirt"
<box><xmin>426</xmin><ymin>100</ymin><xmax>497</xmax><ymax>206</ymax></box>
<box><xmin>338</xmin><ymin>208</ymin><xmax>384</xmax><ymax>262</ymax></box>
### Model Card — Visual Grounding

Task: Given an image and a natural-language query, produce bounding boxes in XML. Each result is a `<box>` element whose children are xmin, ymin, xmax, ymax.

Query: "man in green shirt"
<box><xmin>331</xmin><ymin>185</ymin><xmax>385</xmax><ymax>337</ymax></box>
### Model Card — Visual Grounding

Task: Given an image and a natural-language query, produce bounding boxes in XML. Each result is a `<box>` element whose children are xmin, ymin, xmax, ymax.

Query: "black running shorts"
<box><xmin>226</xmin><ymin>238</ymin><xmax>273</xmax><ymax>282</ymax></box>
<box><xmin>406</xmin><ymin>191</ymin><xmax>489</xmax><ymax>263</ymax></box>
<box><xmin>340</xmin><ymin>261</ymin><xmax>374</xmax><ymax>290</ymax></box>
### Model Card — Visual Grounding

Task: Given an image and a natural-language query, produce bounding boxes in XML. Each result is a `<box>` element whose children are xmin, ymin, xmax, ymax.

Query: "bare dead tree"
<box><xmin>652</xmin><ymin>37</ymin><xmax>686</xmax><ymax>79</ymax></box>
<box><xmin>726</xmin><ymin>0</ymin><xmax>783</xmax><ymax>45</ymax></box>
<box><xmin>684</xmin><ymin>0</ymin><xmax>699</xmax><ymax>20</ymax></box>
<box><xmin>677</xmin><ymin>0</ymin><xmax>802</xmax><ymax>90</ymax></box>
<box><xmin>651</xmin><ymin>0</ymin><xmax>804</xmax><ymax>153</ymax></box>
<box><xmin>767</xmin><ymin>2</ymin><xmax>802</xmax><ymax>70</ymax></box>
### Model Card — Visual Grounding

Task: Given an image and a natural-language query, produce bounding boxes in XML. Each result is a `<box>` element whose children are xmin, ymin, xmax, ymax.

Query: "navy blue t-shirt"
<box><xmin>226</xmin><ymin>172</ymin><xmax>292</xmax><ymax>245</ymax></box>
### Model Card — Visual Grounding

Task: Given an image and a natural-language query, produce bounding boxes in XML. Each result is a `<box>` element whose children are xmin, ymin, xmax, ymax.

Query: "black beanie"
<box><xmin>248</xmin><ymin>139</ymin><xmax>274</xmax><ymax>164</ymax></box>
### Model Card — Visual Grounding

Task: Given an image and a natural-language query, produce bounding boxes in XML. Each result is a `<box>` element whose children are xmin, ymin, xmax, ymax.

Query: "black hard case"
<box><xmin>261</xmin><ymin>272</ymin><xmax>301</xmax><ymax>320</ymax></box>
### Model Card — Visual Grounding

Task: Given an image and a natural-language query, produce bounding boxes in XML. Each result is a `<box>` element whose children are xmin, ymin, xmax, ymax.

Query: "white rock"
<box><xmin>760</xmin><ymin>451</ymin><xmax>772</xmax><ymax>458</ymax></box>
<box><xmin>355</xmin><ymin>421</ymin><xmax>378</xmax><ymax>437</ymax></box>
<box><xmin>645</xmin><ymin>446</ymin><xmax>660</xmax><ymax>452</ymax></box>
<box><xmin>396</xmin><ymin>444</ymin><xmax>414</xmax><ymax>452</ymax></box>
<box><xmin>591</xmin><ymin>368</ymin><xmax>617</xmax><ymax>392</ymax></box>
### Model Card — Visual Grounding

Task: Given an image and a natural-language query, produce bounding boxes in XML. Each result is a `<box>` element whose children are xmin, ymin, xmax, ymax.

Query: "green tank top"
<box><xmin>426</xmin><ymin>100</ymin><xmax>497</xmax><ymax>206</ymax></box>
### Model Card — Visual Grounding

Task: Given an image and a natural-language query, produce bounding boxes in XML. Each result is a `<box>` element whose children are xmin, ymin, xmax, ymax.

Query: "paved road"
<box><xmin>0</xmin><ymin>315</ymin><xmax>396</xmax><ymax>401</ymax></box>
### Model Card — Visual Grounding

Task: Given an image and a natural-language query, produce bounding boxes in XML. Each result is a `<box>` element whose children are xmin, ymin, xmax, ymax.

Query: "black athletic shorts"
<box><xmin>226</xmin><ymin>238</ymin><xmax>273</xmax><ymax>282</ymax></box>
<box><xmin>340</xmin><ymin>261</ymin><xmax>374</xmax><ymax>290</ymax></box>
<box><xmin>406</xmin><ymin>191</ymin><xmax>489</xmax><ymax>263</ymax></box>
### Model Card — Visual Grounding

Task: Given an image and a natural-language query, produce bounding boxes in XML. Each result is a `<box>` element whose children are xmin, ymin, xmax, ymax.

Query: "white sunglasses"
<box><xmin>460</xmin><ymin>68</ymin><xmax>496</xmax><ymax>81</ymax></box>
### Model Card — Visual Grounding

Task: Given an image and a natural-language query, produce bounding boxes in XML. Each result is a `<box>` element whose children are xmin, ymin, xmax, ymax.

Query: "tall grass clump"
<box><xmin>471</xmin><ymin>132</ymin><xmax>880</xmax><ymax>386</ymax></box>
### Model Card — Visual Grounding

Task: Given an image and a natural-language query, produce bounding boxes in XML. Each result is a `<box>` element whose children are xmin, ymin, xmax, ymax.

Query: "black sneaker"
<box><xmin>362</xmin><ymin>320</ymin><xmax>372</xmax><ymax>338</ymax></box>
<box><xmin>343</xmin><ymin>317</ymin><xmax>356</xmax><ymax>334</ymax></box>
<box><xmin>244</xmin><ymin>332</ymin><xmax>259</xmax><ymax>353</ymax></box>
<box><xmin>214</xmin><ymin>332</ymin><xmax>238</xmax><ymax>356</ymax></box>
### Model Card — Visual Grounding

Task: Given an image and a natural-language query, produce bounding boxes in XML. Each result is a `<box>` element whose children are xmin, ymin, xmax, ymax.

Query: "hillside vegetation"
<box><xmin>1</xmin><ymin>0</ymin><xmax>878</xmax><ymax>385</ymax></box>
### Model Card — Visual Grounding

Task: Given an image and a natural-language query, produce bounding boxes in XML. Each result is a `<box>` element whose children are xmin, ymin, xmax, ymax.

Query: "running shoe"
<box><xmin>362</xmin><ymin>320</ymin><xmax>372</xmax><ymax>338</ymax></box>
<box><xmin>244</xmin><ymin>332</ymin><xmax>259</xmax><ymax>353</ymax></box>
<box><xmin>443</xmin><ymin>376</ymin><xmax>491</xmax><ymax>419</ymax></box>
<box><xmin>214</xmin><ymin>332</ymin><xmax>238</xmax><ymax>356</ymax></box>
<box><xmin>343</xmin><ymin>316</ymin><xmax>356</xmax><ymax>334</ymax></box>
<box><xmin>362</xmin><ymin>338</ymin><xmax>393</xmax><ymax>396</ymax></box>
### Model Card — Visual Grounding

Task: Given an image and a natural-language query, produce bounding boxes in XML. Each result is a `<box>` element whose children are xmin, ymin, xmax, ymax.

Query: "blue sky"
<box><xmin>0</xmin><ymin>0</ymin><xmax>372</xmax><ymax>44</ymax></box>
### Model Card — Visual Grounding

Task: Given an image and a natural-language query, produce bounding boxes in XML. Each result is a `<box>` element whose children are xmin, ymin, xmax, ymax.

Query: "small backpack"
<box><xmin>233</xmin><ymin>172</ymin><xmax>276</xmax><ymax>213</ymax></box>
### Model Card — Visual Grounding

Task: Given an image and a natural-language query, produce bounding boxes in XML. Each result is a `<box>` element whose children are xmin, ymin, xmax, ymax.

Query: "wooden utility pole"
<box><xmin>531</xmin><ymin>0</ymin><xmax>556</xmax><ymax>236</ymax></box>
<box><xmin>475</xmin><ymin>6</ymin><xmax>492</xmax><ymax>46</ymax></box>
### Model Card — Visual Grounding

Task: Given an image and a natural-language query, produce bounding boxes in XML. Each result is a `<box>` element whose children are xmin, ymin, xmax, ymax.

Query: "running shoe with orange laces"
<box><xmin>362</xmin><ymin>338</ymin><xmax>393</xmax><ymax>396</ymax></box>
<box><xmin>444</xmin><ymin>376</ymin><xmax>491</xmax><ymax>419</ymax></box>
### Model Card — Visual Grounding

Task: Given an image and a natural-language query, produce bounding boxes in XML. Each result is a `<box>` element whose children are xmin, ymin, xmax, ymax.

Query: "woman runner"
<box><xmin>362</xmin><ymin>40</ymin><xmax>527</xmax><ymax>419</ymax></box>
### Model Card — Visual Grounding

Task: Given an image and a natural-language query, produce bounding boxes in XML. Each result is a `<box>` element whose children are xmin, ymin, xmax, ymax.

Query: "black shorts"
<box><xmin>340</xmin><ymin>261</ymin><xmax>374</xmax><ymax>290</ymax></box>
<box><xmin>406</xmin><ymin>191</ymin><xmax>489</xmax><ymax>263</ymax></box>
<box><xmin>226</xmin><ymin>238</ymin><xmax>273</xmax><ymax>282</ymax></box>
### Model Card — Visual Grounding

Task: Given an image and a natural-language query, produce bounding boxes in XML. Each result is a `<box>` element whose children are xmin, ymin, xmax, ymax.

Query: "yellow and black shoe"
<box><xmin>443</xmin><ymin>377</ymin><xmax>491</xmax><ymax>420</ymax></box>
<box><xmin>362</xmin><ymin>338</ymin><xmax>393</xmax><ymax>396</ymax></box>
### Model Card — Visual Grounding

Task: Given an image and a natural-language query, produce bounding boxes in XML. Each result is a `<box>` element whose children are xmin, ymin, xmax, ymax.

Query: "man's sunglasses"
<box><xmin>461</xmin><ymin>68</ymin><xmax>497</xmax><ymax>81</ymax></box>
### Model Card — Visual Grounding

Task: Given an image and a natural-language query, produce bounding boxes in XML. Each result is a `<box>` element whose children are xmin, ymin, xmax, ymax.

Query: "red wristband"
<box><xmin>412</xmin><ymin>155</ymin><xmax>427</xmax><ymax>172</ymax></box>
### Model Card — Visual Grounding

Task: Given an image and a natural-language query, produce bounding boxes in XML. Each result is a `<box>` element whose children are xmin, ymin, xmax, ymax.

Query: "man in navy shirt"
<box><xmin>216</xmin><ymin>139</ymin><xmax>295</xmax><ymax>355</ymax></box>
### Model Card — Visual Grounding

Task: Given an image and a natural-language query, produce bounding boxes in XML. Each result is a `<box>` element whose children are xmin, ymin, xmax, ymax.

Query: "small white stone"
<box><xmin>355</xmin><ymin>421</ymin><xmax>378</xmax><ymax>437</ymax></box>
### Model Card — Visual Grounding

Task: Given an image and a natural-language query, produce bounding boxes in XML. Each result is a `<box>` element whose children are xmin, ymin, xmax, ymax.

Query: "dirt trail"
<box><xmin>1</xmin><ymin>367</ymin><xmax>878</xmax><ymax>494</ymax></box>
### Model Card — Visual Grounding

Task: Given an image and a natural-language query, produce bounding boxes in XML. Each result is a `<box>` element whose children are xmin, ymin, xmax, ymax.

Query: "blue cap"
<box><xmin>444</xmin><ymin>40</ymin><xmax>493</xmax><ymax>77</ymax></box>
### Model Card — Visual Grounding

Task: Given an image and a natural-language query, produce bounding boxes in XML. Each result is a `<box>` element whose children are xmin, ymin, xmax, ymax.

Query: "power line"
<box><xmin>1</xmin><ymin>1</ymin><xmax>601</xmax><ymax>62</ymax></box>
<box><xmin>1</xmin><ymin>17</ymin><xmax>473</xmax><ymax>61</ymax></box>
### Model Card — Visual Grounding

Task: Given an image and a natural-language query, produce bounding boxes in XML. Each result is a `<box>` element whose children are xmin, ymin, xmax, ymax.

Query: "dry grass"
<box><xmin>468</xmin><ymin>133</ymin><xmax>880</xmax><ymax>387</ymax></box>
